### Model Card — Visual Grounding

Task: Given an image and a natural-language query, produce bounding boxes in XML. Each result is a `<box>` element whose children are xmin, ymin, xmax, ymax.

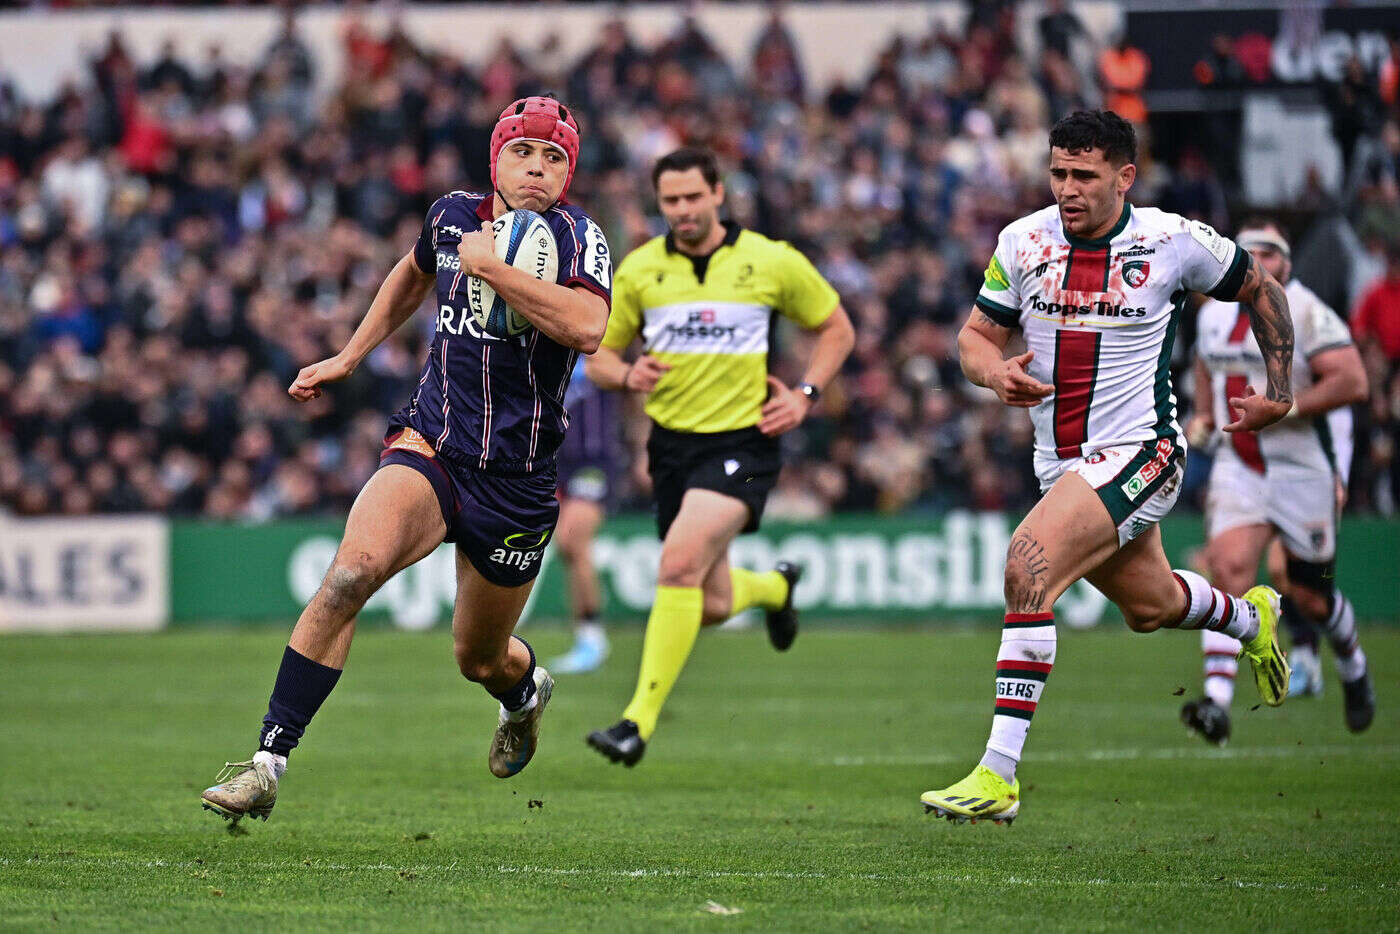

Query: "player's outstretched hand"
<box><xmin>624</xmin><ymin>355</ymin><xmax>671</xmax><ymax>392</ymax></box>
<box><xmin>1222</xmin><ymin>385</ymin><xmax>1291</xmax><ymax>433</ymax></box>
<box><xmin>289</xmin><ymin>355</ymin><xmax>354</xmax><ymax>402</ymax></box>
<box><xmin>759</xmin><ymin>375</ymin><xmax>810</xmax><ymax>437</ymax></box>
<box><xmin>993</xmin><ymin>351</ymin><xmax>1054</xmax><ymax>408</ymax></box>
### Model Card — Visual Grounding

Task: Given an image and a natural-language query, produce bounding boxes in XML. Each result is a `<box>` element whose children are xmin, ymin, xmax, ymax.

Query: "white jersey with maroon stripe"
<box><xmin>1196</xmin><ymin>279</ymin><xmax>1353</xmax><ymax>475</ymax></box>
<box><xmin>975</xmin><ymin>204</ymin><xmax>1247</xmax><ymax>471</ymax></box>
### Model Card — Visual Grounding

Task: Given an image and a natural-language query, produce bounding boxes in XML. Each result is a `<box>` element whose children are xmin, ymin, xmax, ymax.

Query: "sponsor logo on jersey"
<box><xmin>437</xmin><ymin>303</ymin><xmax>506</xmax><ymax>341</ymax></box>
<box><xmin>582</xmin><ymin>219</ymin><xmax>612</xmax><ymax>289</ymax></box>
<box><xmin>1118</xmin><ymin>244</ymin><xmax>1155</xmax><ymax>257</ymax></box>
<box><xmin>1028</xmin><ymin>295</ymin><xmax>1147</xmax><ymax>318</ymax></box>
<box><xmin>437</xmin><ymin>251</ymin><xmax>461</xmax><ymax>271</ymax></box>
<box><xmin>664</xmin><ymin>309</ymin><xmax>740</xmax><ymax>341</ymax></box>
<box><xmin>984</xmin><ymin>254</ymin><xmax>1012</xmax><ymax>291</ymax></box>
<box><xmin>1032</xmin><ymin>261</ymin><xmax>1051</xmax><ymax>278</ymax></box>
<box><xmin>1123</xmin><ymin>260</ymin><xmax>1150</xmax><ymax>288</ymax></box>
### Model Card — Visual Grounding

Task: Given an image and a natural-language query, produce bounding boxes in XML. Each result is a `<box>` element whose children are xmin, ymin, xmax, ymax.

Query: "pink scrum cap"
<box><xmin>489</xmin><ymin>96</ymin><xmax>580</xmax><ymax>200</ymax></box>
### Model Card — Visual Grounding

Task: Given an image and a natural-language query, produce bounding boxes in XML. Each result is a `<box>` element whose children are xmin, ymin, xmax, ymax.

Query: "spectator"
<box><xmin>1097</xmin><ymin>34</ymin><xmax>1149</xmax><ymax>125</ymax></box>
<box><xmin>0</xmin><ymin>8</ymin><xmax>1307</xmax><ymax>522</ymax></box>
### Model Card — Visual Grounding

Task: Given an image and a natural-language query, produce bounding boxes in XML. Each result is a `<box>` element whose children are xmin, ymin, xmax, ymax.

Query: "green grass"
<box><xmin>1</xmin><ymin>623</ymin><xmax>1395</xmax><ymax>931</ymax></box>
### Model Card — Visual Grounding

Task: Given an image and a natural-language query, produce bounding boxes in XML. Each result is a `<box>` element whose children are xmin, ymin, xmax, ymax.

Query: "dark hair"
<box><xmin>1048</xmin><ymin>110</ymin><xmax>1137</xmax><ymax>166</ymax></box>
<box><xmin>1236</xmin><ymin>214</ymin><xmax>1284</xmax><ymax>237</ymax></box>
<box><xmin>652</xmin><ymin>147</ymin><xmax>721</xmax><ymax>190</ymax></box>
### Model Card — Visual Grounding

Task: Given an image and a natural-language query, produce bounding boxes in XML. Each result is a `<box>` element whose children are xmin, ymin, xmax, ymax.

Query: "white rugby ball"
<box><xmin>467</xmin><ymin>209</ymin><xmax>558</xmax><ymax>339</ymax></box>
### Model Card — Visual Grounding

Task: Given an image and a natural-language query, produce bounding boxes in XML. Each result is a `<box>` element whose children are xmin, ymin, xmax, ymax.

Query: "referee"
<box><xmin>585</xmin><ymin>147</ymin><xmax>854</xmax><ymax>766</ymax></box>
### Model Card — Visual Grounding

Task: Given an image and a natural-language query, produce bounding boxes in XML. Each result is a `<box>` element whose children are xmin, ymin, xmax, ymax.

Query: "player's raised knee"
<box><xmin>319</xmin><ymin>554</ymin><xmax>389</xmax><ymax>614</ymax></box>
<box><xmin>1002</xmin><ymin>542</ymin><xmax>1050</xmax><ymax>614</ymax></box>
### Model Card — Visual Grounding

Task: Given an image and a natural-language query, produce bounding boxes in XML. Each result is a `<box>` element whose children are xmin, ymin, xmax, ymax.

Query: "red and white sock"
<box><xmin>1201</xmin><ymin>629</ymin><xmax>1239</xmax><ymax>708</ymax></box>
<box><xmin>979</xmin><ymin>612</ymin><xmax>1056</xmax><ymax>785</ymax></box>
<box><xmin>1172</xmin><ymin>570</ymin><xmax>1260</xmax><ymax>642</ymax></box>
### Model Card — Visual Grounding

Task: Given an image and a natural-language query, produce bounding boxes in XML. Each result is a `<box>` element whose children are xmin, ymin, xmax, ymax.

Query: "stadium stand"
<box><xmin>1</xmin><ymin>6</ymin><xmax>1396</xmax><ymax>519</ymax></box>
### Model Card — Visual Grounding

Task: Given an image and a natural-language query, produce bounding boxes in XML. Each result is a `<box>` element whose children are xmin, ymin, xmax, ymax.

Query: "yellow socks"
<box><xmin>729</xmin><ymin>568</ymin><xmax>789</xmax><ymax>615</ymax></box>
<box><xmin>622</xmin><ymin>585</ymin><xmax>703</xmax><ymax>739</ymax></box>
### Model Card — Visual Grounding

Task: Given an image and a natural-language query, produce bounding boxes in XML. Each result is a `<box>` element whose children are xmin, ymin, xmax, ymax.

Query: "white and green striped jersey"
<box><xmin>1197</xmin><ymin>278</ymin><xmax>1354</xmax><ymax>476</ymax></box>
<box><xmin>976</xmin><ymin>204</ymin><xmax>1247</xmax><ymax>463</ymax></box>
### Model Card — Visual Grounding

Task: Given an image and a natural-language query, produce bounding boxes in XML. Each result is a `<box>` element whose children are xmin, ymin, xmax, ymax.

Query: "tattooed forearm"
<box><xmin>1005</xmin><ymin>528</ymin><xmax>1050</xmax><ymax>613</ymax></box>
<box><xmin>1237</xmin><ymin>255</ymin><xmax>1294</xmax><ymax>404</ymax></box>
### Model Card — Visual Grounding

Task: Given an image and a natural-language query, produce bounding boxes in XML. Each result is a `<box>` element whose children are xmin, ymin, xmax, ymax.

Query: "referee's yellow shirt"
<box><xmin>604</xmin><ymin>222</ymin><xmax>839</xmax><ymax>434</ymax></box>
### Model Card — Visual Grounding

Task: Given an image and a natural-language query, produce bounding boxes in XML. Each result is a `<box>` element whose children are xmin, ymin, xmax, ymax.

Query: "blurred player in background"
<box><xmin>1181</xmin><ymin>219</ymin><xmax>1374</xmax><ymax>745</ymax></box>
<box><xmin>1270</xmin><ymin>398</ymin><xmax>1353</xmax><ymax>698</ymax></box>
<box><xmin>584</xmin><ymin>147</ymin><xmax>854</xmax><ymax>766</ymax></box>
<box><xmin>201</xmin><ymin>96</ymin><xmax>612</xmax><ymax>823</ymax></box>
<box><xmin>922</xmin><ymin>111</ymin><xmax>1296</xmax><ymax>825</ymax></box>
<box><xmin>548</xmin><ymin>357</ymin><xmax>625</xmax><ymax>674</ymax></box>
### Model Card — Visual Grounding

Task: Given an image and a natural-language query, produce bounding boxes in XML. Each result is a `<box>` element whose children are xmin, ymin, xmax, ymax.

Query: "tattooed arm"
<box><xmin>957</xmin><ymin>308</ymin><xmax>1054</xmax><ymax>408</ymax></box>
<box><xmin>1219</xmin><ymin>253</ymin><xmax>1294</xmax><ymax>433</ymax></box>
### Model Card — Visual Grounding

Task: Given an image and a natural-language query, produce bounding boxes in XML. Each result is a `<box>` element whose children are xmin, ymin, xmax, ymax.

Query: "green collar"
<box><xmin>1063</xmin><ymin>203</ymin><xmax>1131</xmax><ymax>249</ymax></box>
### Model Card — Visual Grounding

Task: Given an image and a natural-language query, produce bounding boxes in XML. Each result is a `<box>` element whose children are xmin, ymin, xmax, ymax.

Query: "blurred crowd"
<box><xmin>1</xmin><ymin>5</ymin><xmax>1398</xmax><ymax>520</ymax></box>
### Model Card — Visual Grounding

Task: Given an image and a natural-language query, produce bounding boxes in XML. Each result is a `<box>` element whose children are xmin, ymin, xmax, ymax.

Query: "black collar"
<box><xmin>666</xmin><ymin>220</ymin><xmax>742</xmax><ymax>285</ymax></box>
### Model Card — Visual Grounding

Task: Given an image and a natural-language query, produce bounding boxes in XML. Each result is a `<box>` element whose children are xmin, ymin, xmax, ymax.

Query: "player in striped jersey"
<box><xmin>201</xmin><ymin>97</ymin><xmax>611</xmax><ymax>824</ymax></box>
<box><xmin>1181</xmin><ymin>220</ymin><xmax>1373</xmax><ymax>744</ymax></box>
<box><xmin>922</xmin><ymin>111</ymin><xmax>1296</xmax><ymax>825</ymax></box>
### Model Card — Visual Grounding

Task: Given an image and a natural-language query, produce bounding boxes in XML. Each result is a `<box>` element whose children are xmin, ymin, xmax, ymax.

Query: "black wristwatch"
<box><xmin>799</xmin><ymin>382</ymin><xmax>821</xmax><ymax>403</ymax></box>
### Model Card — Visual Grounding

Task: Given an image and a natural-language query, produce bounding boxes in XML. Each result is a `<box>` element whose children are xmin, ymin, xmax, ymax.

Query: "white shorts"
<box><xmin>1205</xmin><ymin>455</ymin><xmax>1337</xmax><ymax>563</ymax></box>
<box><xmin>1035</xmin><ymin>439</ymin><xmax>1184</xmax><ymax>547</ymax></box>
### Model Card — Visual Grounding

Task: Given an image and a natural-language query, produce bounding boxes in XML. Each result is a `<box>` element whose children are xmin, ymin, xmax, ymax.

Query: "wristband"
<box><xmin>622</xmin><ymin>363</ymin><xmax>636</xmax><ymax>390</ymax></box>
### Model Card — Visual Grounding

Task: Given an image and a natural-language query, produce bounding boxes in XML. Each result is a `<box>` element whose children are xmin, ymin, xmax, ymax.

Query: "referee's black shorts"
<box><xmin>647</xmin><ymin>423</ymin><xmax>781</xmax><ymax>540</ymax></box>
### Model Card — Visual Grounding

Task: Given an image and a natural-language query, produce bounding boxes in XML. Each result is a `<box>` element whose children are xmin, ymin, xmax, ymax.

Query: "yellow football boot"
<box><xmin>1240</xmin><ymin>585</ymin><xmax>1289</xmax><ymax>708</ymax></box>
<box><xmin>921</xmin><ymin>765</ymin><xmax>1020</xmax><ymax>825</ymax></box>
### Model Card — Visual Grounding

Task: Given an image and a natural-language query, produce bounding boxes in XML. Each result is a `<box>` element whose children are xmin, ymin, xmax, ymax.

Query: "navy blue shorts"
<box><xmin>379</xmin><ymin>428</ymin><xmax>559</xmax><ymax>588</ymax></box>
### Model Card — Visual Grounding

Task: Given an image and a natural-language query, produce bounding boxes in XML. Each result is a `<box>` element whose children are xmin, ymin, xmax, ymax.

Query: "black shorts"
<box><xmin>379</xmin><ymin>429</ymin><xmax>559</xmax><ymax>588</ymax></box>
<box><xmin>647</xmin><ymin>423</ymin><xmax>781</xmax><ymax>540</ymax></box>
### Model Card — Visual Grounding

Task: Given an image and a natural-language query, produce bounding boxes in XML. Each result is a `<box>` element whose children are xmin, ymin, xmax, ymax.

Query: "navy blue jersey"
<box><xmin>394</xmin><ymin>191</ymin><xmax>612</xmax><ymax>475</ymax></box>
<box><xmin>557</xmin><ymin>356</ymin><xmax>622</xmax><ymax>465</ymax></box>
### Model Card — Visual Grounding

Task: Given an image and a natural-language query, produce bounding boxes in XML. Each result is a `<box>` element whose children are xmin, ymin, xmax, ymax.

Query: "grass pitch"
<box><xmin>1</xmin><ymin>623</ymin><xmax>1396</xmax><ymax>931</ymax></box>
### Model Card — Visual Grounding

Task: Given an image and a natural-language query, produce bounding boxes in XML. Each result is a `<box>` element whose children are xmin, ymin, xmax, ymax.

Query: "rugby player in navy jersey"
<box><xmin>201</xmin><ymin>97</ymin><xmax>612</xmax><ymax>824</ymax></box>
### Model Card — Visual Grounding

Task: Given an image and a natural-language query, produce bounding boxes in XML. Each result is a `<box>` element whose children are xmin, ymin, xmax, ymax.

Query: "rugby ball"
<box><xmin>467</xmin><ymin>209</ymin><xmax>558</xmax><ymax>339</ymax></box>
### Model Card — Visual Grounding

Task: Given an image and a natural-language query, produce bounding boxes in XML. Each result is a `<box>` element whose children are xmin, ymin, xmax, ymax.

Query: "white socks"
<box><xmin>980</xmin><ymin>613</ymin><xmax>1056</xmax><ymax>786</ymax></box>
<box><xmin>253</xmin><ymin>750</ymin><xmax>287</xmax><ymax>780</ymax></box>
<box><xmin>1201</xmin><ymin>629</ymin><xmax>1239</xmax><ymax>708</ymax></box>
<box><xmin>1323</xmin><ymin>591</ymin><xmax>1367</xmax><ymax>681</ymax></box>
<box><xmin>502</xmin><ymin>692</ymin><xmax>539</xmax><ymax>722</ymax></box>
<box><xmin>1172</xmin><ymin>570</ymin><xmax>1260</xmax><ymax>643</ymax></box>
